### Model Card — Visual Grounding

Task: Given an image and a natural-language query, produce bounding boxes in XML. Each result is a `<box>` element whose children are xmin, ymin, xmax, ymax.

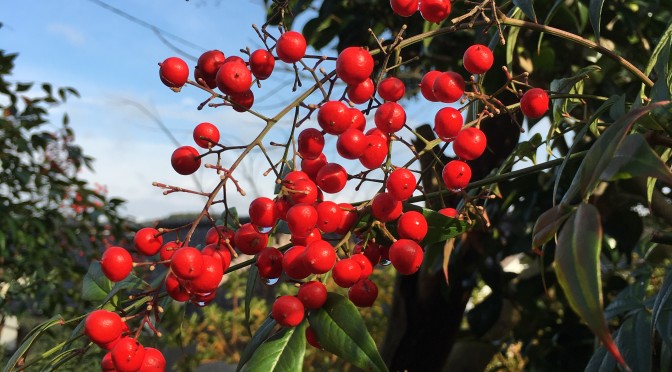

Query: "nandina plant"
<box><xmin>7</xmin><ymin>1</ymin><xmax>672</xmax><ymax>371</ymax></box>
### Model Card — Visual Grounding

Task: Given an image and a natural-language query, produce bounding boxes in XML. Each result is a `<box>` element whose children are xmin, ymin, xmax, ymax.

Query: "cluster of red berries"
<box><xmin>390</xmin><ymin>0</ymin><xmax>452</xmax><ymax>24</ymax></box>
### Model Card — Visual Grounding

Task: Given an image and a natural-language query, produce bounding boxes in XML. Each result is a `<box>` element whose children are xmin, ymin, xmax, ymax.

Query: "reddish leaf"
<box><xmin>531</xmin><ymin>203</ymin><xmax>574</xmax><ymax>249</ymax></box>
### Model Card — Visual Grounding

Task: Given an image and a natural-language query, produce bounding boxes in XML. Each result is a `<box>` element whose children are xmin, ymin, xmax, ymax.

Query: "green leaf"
<box><xmin>600</xmin><ymin>134</ymin><xmax>672</xmax><ymax>184</ymax></box>
<box><xmin>589</xmin><ymin>0</ymin><xmax>605</xmax><ymax>43</ymax></box>
<box><xmin>15</xmin><ymin>82</ymin><xmax>32</xmax><ymax>92</ymax></box>
<box><xmin>399</xmin><ymin>204</ymin><xmax>469</xmax><ymax>246</ymax></box>
<box><xmin>604</xmin><ymin>277</ymin><xmax>648</xmax><ymax>320</ymax></box>
<box><xmin>81</xmin><ymin>261</ymin><xmax>113</xmax><ymax>301</ymax></box>
<box><xmin>241</xmin><ymin>320</ymin><xmax>307</xmax><ymax>372</ymax></box>
<box><xmin>549</xmin><ymin>65</ymin><xmax>601</xmax><ymax>124</ymax></box>
<box><xmin>641</xmin><ymin>21</ymin><xmax>672</xmax><ymax>102</ymax></box>
<box><xmin>308</xmin><ymin>292</ymin><xmax>388</xmax><ymax>372</ymax></box>
<box><xmin>245</xmin><ymin>264</ymin><xmax>258</xmax><ymax>336</ymax></box>
<box><xmin>555</xmin><ymin>203</ymin><xmax>627</xmax><ymax>369</ymax></box>
<box><xmin>615</xmin><ymin>310</ymin><xmax>652</xmax><ymax>372</ymax></box>
<box><xmin>505</xmin><ymin>9</ymin><xmax>524</xmax><ymax>71</ymax></box>
<box><xmin>652</xmin><ymin>269</ymin><xmax>672</xmax><ymax>340</ymax></box>
<box><xmin>512</xmin><ymin>0</ymin><xmax>537</xmax><ymax>23</ymax></box>
<box><xmin>3</xmin><ymin>315</ymin><xmax>64</xmax><ymax>372</ymax></box>
<box><xmin>531</xmin><ymin>203</ymin><xmax>574</xmax><ymax>249</ymax></box>
<box><xmin>648</xmin><ymin>148</ymin><xmax>672</xmax><ymax>204</ymax></box>
<box><xmin>237</xmin><ymin>316</ymin><xmax>277</xmax><ymax>371</ymax></box>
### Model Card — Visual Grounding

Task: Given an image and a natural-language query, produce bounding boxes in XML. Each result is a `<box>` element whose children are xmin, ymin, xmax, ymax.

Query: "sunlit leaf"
<box><xmin>237</xmin><ymin>316</ymin><xmax>278</xmax><ymax>372</ymax></box>
<box><xmin>245</xmin><ymin>264</ymin><xmax>258</xmax><ymax>336</ymax></box>
<box><xmin>531</xmin><ymin>203</ymin><xmax>573</xmax><ymax>249</ymax></box>
<box><xmin>81</xmin><ymin>261</ymin><xmax>113</xmax><ymax>301</ymax></box>
<box><xmin>641</xmin><ymin>21</ymin><xmax>672</xmax><ymax>102</ymax></box>
<box><xmin>601</xmin><ymin>134</ymin><xmax>672</xmax><ymax>185</ymax></box>
<box><xmin>241</xmin><ymin>320</ymin><xmax>306</xmax><ymax>372</ymax></box>
<box><xmin>3</xmin><ymin>315</ymin><xmax>64</xmax><ymax>372</ymax></box>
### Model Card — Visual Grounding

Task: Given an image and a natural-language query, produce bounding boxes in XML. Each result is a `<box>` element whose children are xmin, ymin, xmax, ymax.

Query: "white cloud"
<box><xmin>46</xmin><ymin>23</ymin><xmax>86</xmax><ymax>46</ymax></box>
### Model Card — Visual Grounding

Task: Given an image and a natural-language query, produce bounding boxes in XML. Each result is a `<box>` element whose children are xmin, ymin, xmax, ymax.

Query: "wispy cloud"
<box><xmin>46</xmin><ymin>23</ymin><xmax>86</xmax><ymax>46</ymax></box>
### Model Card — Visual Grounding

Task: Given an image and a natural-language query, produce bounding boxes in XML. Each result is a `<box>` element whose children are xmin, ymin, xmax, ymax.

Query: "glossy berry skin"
<box><xmin>171</xmin><ymin>146</ymin><xmax>201</xmax><ymax>175</ymax></box>
<box><xmin>297</xmin><ymin>281</ymin><xmax>328</xmax><ymax>309</ymax></box>
<box><xmin>359</xmin><ymin>135</ymin><xmax>388</xmax><ymax>170</ymax></box>
<box><xmin>348</xmin><ymin>108</ymin><xmax>367</xmax><ymax>131</ymax></box>
<box><xmin>306</xmin><ymin>326</ymin><xmax>322</xmax><ymax>349</ymax></box>
<box><xmin>316</xmin><ymin>163</ymin><xmax>348</xmax><ymax>194</ymax></box>
<box><xmin>351</xmin><ymin>253</ymin><xmax>373</xmax><ymax>279</ymax></box>
<box><xmin>134</xmin><ymin>227</ymin><xmax>162</xmax><ymax>256</ymax></box>
<box><xmin>215</xmin><ymin>60</ymin><xmax>252</xmax><ymax>95</ymax></box>
<box><xmin>165</xmin><ymin>272</ymin><xmax>190</xmax><ymax>302</ymax></box>
<box><xmin>433</xmin><ymin>71</ymin><xmax>465</xmax><ymax>103</ymax></box>
<box><xmin>439</xmin><ymin>207</ymin><xmax>459</xmax><ymax>218</ymax></box>
<box><xmin>188</xmin><ymin>255</ymin><xmax>224</xmax><ymax>294</ymax></box>
<box><xmin>286</xmin><ymin>178</ymin><xmax>319</xmax><ymax>205</ymax></box>
<box><xmin>347</xmin><ymin>78</ymin><xmax>375</xmax><ymax>104</ymax></box>
<box><xmin>249</xmin><ymin>49</ymin><xmax>275</xmax><ymax>80</ymax></box>
<box><xmin>230</xmin><ymin>90</ymin><xmax>255</xmax><ymax>112</ymax></box>
<box><xmin>434</xmin><ymin>107</ymin><xmax>463</xmax><ymax>141</ymax></box>
<box><xmin>348</xmin><ymin>279</ymin><xmax>378</xmax><ymax>307</ymax></box>
<box><xmin>286</xmin><ymin>203</ymin><xmax>319</xmax><ymax>238</ymax></box>
<box><xmin>272</xmin><ymin>295</ymin><xmax>305</xmax><ymax>327</ymax></box>
<box><xmin>301</xmin><ymin>153</ymin><xmax>327</xmax><ymax>180</ymax></box>
<box><xmin>442</xmin><ymin>160</ymin><xmax>472</xmax><ymax>190</ymax></box>
<box><xmin>386</xmin><ymin>168</ymin><xmax>417</xmax><ymax>201</ymax></box>
<box><xmin>111</xmin><ymin>337</ymin><xmax>145</xmax><ymax>372</ymax></box>
<box><xmin>520</xmin><ymin>88</ymin><xmax>549</xmax><ymax>119</ymax></box>
<box><xmin>159</xmin><ymin>57</ymin><xmax>189</xmax><ymax>88</ymax></box>
<box><xmin>101</xmin><ymin>352</ymin><xmax>115</xmax><ymax>372</ymax></box>
<box><xmin>139</xmin><ymin>347</ymin><xmax>166</xmax><ymax>371</ymax></box>
<box><xmin>371</xmin><ymin>192</ymin><xmax>403</xmax><ymax>222</ymax></box>
<box><xmin>463</xmin><ymin>44</ymin><xmax>494</xmax><ymax>74</ymax></box>
<box><xmin>389</xmin><ymin>239</ymin><xmax>424</xmax><ymax>275</ymax></box>
<box><xmin>317</xmin><ymin>100</ymin><xmax>351</xmax><ymax>135</ymax></box>
<box><xmin>85</xmin><ymin>310</ymin><xmax>123</xmax><ymax>345</ymax></box>
<box><xmin>390</xmin><ymin>0</ymin><xmax>419</xmax><ymax>17</ymax></box>
<box><xmin>336</xmin><ymin>47</ymin><xmax>374</xmax><ymax>85</ymax></box>
<box><xmin>354</xmin><ymin>241</ymin><xmax>383</xmax><ymax>266</ymax></box>
<box><xmin>170</xmin><ymin>247</ymin><xmax>204</xmax><ymax>280</ymax></box>
<box><xmin>276</xmin><ymin>31</ymin><xmax>307</xmax><ymax>63</ymax></box>
<box><xmin>397</xmin><ymin>211</ymin><xmax>428</xmax><ymax>242</ymax></box>
<box><xmin>420</xmin><ymin>70</ymin><xmax>442</xmax><ymax>102</ymax></box>
<box><xmin>292</xmin><ymin>227</ymin><xmax>323</xmax><ymax>247</ymax></box>
<box><xmin>202</xmin><ymin>243</ymin><xmax>232</xmax><ymax>272</ymax></box>
<box><xmin>297</xmin><ymin>128</ymin><xmax>325</xmax><ymax>160</ymax></box>
<box><xmin>335</xmin><ymin>203</ymin><xmax>358</xmax><ymax>235</ymax></box>
<box><xmin>193</xmin><ymin>122</ymin><xmax>220</xmax><ymax>148</ymax></box>
<box><xmin>282</xmin><ymin>245</ymin><xmax>311</xmax><ymax>280</ymax></box>
<box><xmin>374</xmin><ymin>101</ymin><xmax>406</xmax><ymax>133</ymax></box>
<box><xmin>101</xmin><ymin>246</ymin><xmax>133</xmax><ymax>282</ymax></box>
<box><xmin>336</xmin><ymin>129</ymin><xmax>367</xmax><ymax>160</ymax></box>
<box><xmin>196</xmin><ymin>50</ymin><xmax>226</xmax><ymax>83</ymax></box>
<box><xmin>419</xmin><ymin>0</ymin><xmax>451</xmax><ymax>23</ymax></box>
<box><xmin>304</xmin><ymin>240</ymin><xmax>336</xmax><ymax>274</ymax></box>
<box><xmin>234</xmin><ymin>223</ymin><xmax>269</xmax><ymax>255</ymax></box>
<box><xmin>316</xmin><ymin>201</ymin><xmax>343</xmax><ymax>233</ymax></box>
<box><xmin>159</xmin><ymin>241</ymin><xmax>179</xmax><ymax>265</ymax></box>
<box><xmin>453</xmin><ymin>127</ymin><xmax>487</xmax><ymax>160</ymax></box>
<box><xmin>256</xmin><ymin>247</ymin><xmax>284</xmax><ymax>279</ymax></box>
<box><xmin>249</xmin><ymin>196</ymin><xmax>279</xmax><ymax>228</ymax></box>
<box><xmin>205</xmin><ymin>225</ymin><xmax>235</xmax><ymax>245</ymax></box>
<box><xmin>378</xmin><ymin>76</ymin><xmax>405</xmax><ymax>101</ymax></box>
<box><xmin>332</xmin><ymin>258</ymin><xmax>362</xmax><ymax>288</ymax></box>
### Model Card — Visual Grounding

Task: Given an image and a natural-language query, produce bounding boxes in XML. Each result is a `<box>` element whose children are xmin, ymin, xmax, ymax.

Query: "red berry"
<box><xmin>316</xmin><ymin>200</ymin><xmax>343</xmax><ymax>233</ymax></box>
<box><xmin>347</xmin><ymin>78</ymin><xmax>375</xmax><ymax>104</ymax></box>
<box><xmin>463</xmin><ymin>44</ymin><xmax>494</xmax><ymax>74</ymax></box>
<box><xmin>336</xmin><ymin>129</ymin><xmax>367</xmax><ymax>160</ymax></box>
<box><xmin>272</xmin><ymin>295</ymin><xmax>305</xmax><ymax>327</ymax></box>
<box><xmin>101</xmin><ymin>352</ymin><xmax>115</xmax><ymax>372</ymax></box>
<box><xmin>420</xmin><ymin>70</ymin><xmax>442</xmax><ymax>102</ymax></box>
<box><xmin>170</xmin><ymin>247</ymin><xmax>204</xmax><ymax>280</ymax></box>
<box><xmin>216</xmin><ymin>60</ymin><xmax>253</xmax><ymax>95</ymax></box>
<box><xmin>133</xmin><ymin>227</ymin><xmax>162</xmax><ymax>256</ymax></box>
<box><xmin>433</xmin><ymin>71</ymin><xmax>465</xmax><ymax>103</ymax></box>
<box><xmin>249</xmin><ymin>196</ymin><xmax>279</xmax><ymax>228</ymax></box>
<box><xmin>520</xmin><ymin>88</ymin><xmax>549</xmax><ymax>119</ymax></box>
<box><xmin>439</xmin><ymin>207</ymin><xmax>459</xmax><ymax>218</ymax></box>
<box><xmin>434</xmin><ymin>107</ymin><xmax>463</xmax><ymax>141</ymax></box>
<box><xmin>316</xmin><ymin>163</ymin><xmax>348</xmax><ymax>194</ymax></box>
<box><xmin>390</xmin><ymin>0</ymin><xmax>419</xmax><ymax>17</ymax></box>
<box><xmin>139</xmin><ymin>347</ymin><xmax>166</xmax><ymax>371</ymax></box>
<box><xmin>335</xmin><ymin>203</ymin><xmax>358</xmax><ymax>235</ymax></box>
<box><xmin>348</xmin><ymin>108</ymin><xmax>367</xmax><ymax>131</ymax></box>
<box><xmin>205</xmin><ymin>225</ymin><xmax>235</xmax><ymax>245</ymax></box>
<box><xmin>317</xmin><ymin>100</ymin><xmax>351</xmax><ymax>135</ymax></box>
<box><xmin>249</xmin><ymin>49</ymin><xmax>275</xmax><ymax>80</ymax></box>
<box><xmin>229</xmin><ymin>90</ymin><xmax>255</xmax><ymax>112</ymax></box>
<box><xmin>389</xmin><ymin>239</ymin><xmax>424</xmax><ymax>275</ymax></box>
<box><xmin>354</xmin><ymin>240</ymin><xmax>383</xmax><ymax>266</ymax></box>
<box><xmin>336</xmin><ymin>47</ymin><xmax>374</xmax><ymax>85</ymax></box>
<box><xmin>292</xmin><ymin>227</ymin><xmax>322</xmax><ymax>247</ymax></box>
<box><xmin>453</xmin><ymin>127</ymin><xmax>487</xmax><ymax>160</ymax></box>
<box><xmin>351</xmin><ymin>253</ymin><xmax>373</xmax><ymax>279</ymax></box>
<box><xmin>171</xmin><ymin>146</ymin><xmax>201</xmax><ymax>175</ymax></box>
<box><xmin>332</xmin><ymin>258</ymin><xmax>362</xmax><ymax>288</ymax></box>
<box><xmin>301</xmin><ymin>153</ymin><xmax>327</xmax><ymax>180</ymax></box>
<box><xmin>193</xmin><ymin>122</ymin><xmax>220</xmax><ymax>148</ymax></box>
<box><xmin>286</xmin><ymin>203</ymin><xmax>318</xmax><ymax>238</ymax></box>
<box><xmin>165</xmin><ymin>272</ymin><xmax>190</xmax><ymax>302</ymax></box>
<box><xmin>297</xmin><ymin>281</ymin><xmax>328</xmax><ymax>309</ymax></box>
<box><xmin>159</xmin><ymin>57</ymin><xmax>189</xmax><ymax>88</ymax></box>
<box><xmin>442</xmin><ymin>160</ymin><xmax>472</xmax><ymax>190</ymax></box>
<box><xmin>297</xmin><ymin>128</ymin><xmax>325</xmax><ymax>160</ymax></box>
<box><xmin>187</xmin><ymin>255</ymin><xmax>223</xmax><ymax>294</ymax></box>
<box><xmin>159</xmin><ymin>241</ymin><xmax>179</xmax><ymax>265</ymax></box>
<box><xmin>225</xmin><ymin>56</ymin><xmax>246</xmax><ymax>65</ymax></box>
<box><xmin>202</xmin><ymin>243</ymin><xmax>232</xmax><ymax>272</ymax></box>
<box><xmin>371</xmin><ymin>192</ymin><xmax>403</xmax><ymax>222</ymax></box>
<box><xmin>306</xmin><ymin>326</ymin><xmax>322</xmax><ymax>349</ymax></box>
<box><xmin>234</xmin><ymin>223</ymin><xmax>269</xmax><ymax>255</ymax></box>
<box><xmin>286</xmin><ymin>178</ymin><xmax>319</xmax><ymax>205</ymax></box>
<box><xmin>359</xmin><ymin>135</ymin><xmax>388</xmax><ymax>170</ymax></box>
<box><xmin>85</xmin><ymin>310</ymin><xmax>123</xmax><ymax>345</ymax></box>
<box><xmin>366</xmin><ymin>128</ymin><xmax>389</xmax><ymax>142</ymax></box>
<box><xmin>397</xmin><ymin>211</ymin><xmax>428</xmax><ymax>242</ymax></box>
<box><xmin>111</xmin><ymin>337</ymin><xmax>145</xmax><ymax>372</ymax></box>
<box><xmin>282</xmin><ymin>245</ymin><xmax>311</xmax><ymax>280</ymax></box>
<box><xmin>348</xmin><ymin>279</ymin><xmax>378</xmax><ymax>307</ymax></box>
<box><xmin>197</xmin><ymin>50</ymin><xmax>226</xmax><ymax>82</ymax></box>
<box><xmin>419</xmin><ymin>0</ymin><xmax>451</xmax><ymax>23</ymax></box>
<box><xmin>194</xmin><ymin>66</ymin><xmax>216</xmax><ymax>89</ymax></box>
<box><xmin>276</xmin><ymin>31</ymin><xmax>307</xmax><ymax>63</ymax></box>
<box><xmin>304</xmin><ymin>240</ymin><xmax>336</xmax><ymax>274</ymax></box>
<box><xmin>101</xmin><ymin>246</ymin><xmax>133</xmax><ymax>282</ymax></box>
<box><xmin>256</xmin><ymin>247</ymin><xmax>284</xmax><ymax>279</ymax></box>
<box><xmin>386</xmin><ymin>168</ymin><xmax>417</xmax><ymax>201</ymax></box>
<box><xmin>374</xmin><ymin>101</ymin><xmax>406</xmax><ymax>133</ymax></box>
<box><xmin>378</xmin><ymin>76</ymin><xmax>405</xmax><ymax>101</ymax></box>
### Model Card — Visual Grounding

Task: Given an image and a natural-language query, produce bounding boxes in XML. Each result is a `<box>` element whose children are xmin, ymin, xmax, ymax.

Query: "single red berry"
<box><xmin>353</xmin><ymin>241</ymin><xmax>383</xmax><ymax>266</ymax></box>
<box><xmin>419</xmin><ymin>0</ymin><xmax>451</xmax><ymax>23</ymax></box>
<box><xmin>306</xmin><ymin>326</ymin><xmax>322</xmax><ymax>349</ymax></box>
<box><xmin>139</xmin><ymin>347</ymin><xmax>166</xmax><ymax>372</ymax></box>
<box><xmin>351</xmin><ymin>253</ymin><xmax>373</xmax><ymax>279</ymax></box>
<box><xmin>378</xmin><ymin>76</ymin><xmax>405</xmax><ymax>101</ymax></box>
<box><xmin>434</xmin><ymin>107</ymin><xmax>463</xmax><ymax>141</ymax></box>
<box><xmin>520</xmin><ymin>88</ymin><xmax>549</xmax><ymax>119</ymax></box>
<box><xmin>165</xmin><ymin>272</ymin><xmax>190</xmax><ymax>302</ymax></box>
<box><xmin>101</xmin><ymin>352</ymin><xmax>115</xmax><ymax>372</ymax></box>
<box><xmin>439</xmin><ymin>207</ymin><xmax>459</xmax><ymax>218</ymax></box>
<box><xmin>85</xmin><ymin>310</ymin><xmax>123</xmax><ymax>345</ymax></box>
<box><xmin>170</xmin><ymin>247</ymin><xmax>204</xmax><ymax>280</ymax></box>
<box><xmin>332</xmin><ymin>258</ymin><xmax>362</xmax><ymax>288</ymax></box>
<box><xmin>297</xmin><ymin>281</ymin><xmax>328</xmax><ymax>309</ymax></box>
<box><xmin>304</xmin><ymin>240</ymin><xmax>336</xmax><ymax>274</ymax></box>
<box><xmin>282</xmin><ymin>245</ymin><xmax>311</xmax><ymax>280</ymax></box>
<box><xmin>420</xmin><ymin>70</ymin><xmax>442</xmax><ymax>102</ymax></box>
<box><xmin>301</xmin><ymin>153</ymin><xmax>327</xmax><ymax>180</ymax></box>
<box><xmin>390</xmin><ymin>0</ymin><xmax>419</xmax><ymax>17</ymax></box>
<box><xmin>316</xmin><ymin>163</ymin><xmax>348</xmax><ymax>194</ymax></box>
<box><xmin>159</xmin><ymin>241</ymin><xmax>179</xmax><ymax>266</ymax></box>
<box><xmin>397</xmin><ymin>211</ymin><xmax>428</xmax><ymax>242</ymax></box>
<box><xmin>374</xmin><ymin>101</ymin><xmax>406</xmax><ymax>133</ymax></box>
<box><xmin>205</xmin><ymin>225</ymin><xmax>235</xmax><ymax>245</ymax></box>
<box><xmin>371</xmin><ymin>192</ymin><xmax>403</xmax><ymax>222</ymax></box>
<box><xmin>256</xmin><ymin>247</ymin><xmax>284</xmax><ymax>279</ymax></box>
<box><xmin>389</xmin><ymin>239</ymin><xmax>424</xmax><ymax>275</ymax></box>
<box><xmin>348</xmin><ymin>108</ymin><xmax>367</xmax><ymax>131</ymax></box>
<box><xmin>111</xmin><ymin>337</ymin><xmax>145</xmax><ymax>372</ymax></box>
<box><xmin>215</xmin><ymin>60</ymin><xmax>253</xmax><ymax>95</ymax></box>
<box><xmin>229</xmin><ymin>90</ymin><xmax>255</xmax><ymax>112</ymax></box>
<box><xmin>335</xmin><ymin>203</ymin><xmax>358</xmax><ymax>235</ymax></box>
<box><xmin>187</xmin><ymin>255</ymin><xmax>223</xmax><ymax>294</ymax></box>
<box><xmin>359</xmin><ymin>135</ymin><xmax>388</xmax><ymax>169</ymax></box>
<box><xmin>286</xmin><ymin>178</ymin><xmax>319</xmax><ymax>205</ymax></box>
<box><xmin>347</xmin><ymin>78</ymin><xmax>375</xmax><ymax>104</ymax></box>
<box><xmin>283</xmin><ymin>170</ymin><xmax>310</xmax><ymax>184</ymax></box>
<box><xmin>348</xmin><ymin>279</ymin><xmax>379</xmax><ymax>307</ymax></box>
<box><xmin>291</xmin><ymin>227</ymin><xmax>322</xmax><ymax>247</ymax></box>
<box><xmin>193</xmin><ymin>122</ymin><xmax>220</xmax><ymax>148</ymax></box>
<box><xmin>317</xmin><ymin>100</ymin><xmax>351</xmax><ymax>135</ymax></box>
<box><xmin>225</xmin><ymin>55</ymin><xmax>246</xmax><ymax>65</ymax></box>
<box><xmin>276</xmin><ymin>31</ymin><xmax>307</xmax><ymax>63</ymax></box>
<box><xmin>234</xmin><ymin>223</ymin><xmax>269</xmax><ymax>255</ymax></box>
<box><xmin>197</xmin><ymin>50</ymin><xmax>226</xmax><ymax>82</ymax></box>
<box><xmin>366</xmin><ymin>128</ymin><xmax>389</xmax><ymax>142</ymax></box>
<box><xmin>171</xmin><ymin>146</ymin><xmax>201</xmax><ymax>175</ymax></box>
<box><xmin>159</xmin><ymin>57</ymin><xmax>189</xmax><ymax>88</ymax></box>
<box><xmin>442</xmin><ymin>160</ymin><xmax>472</xmax><ymax>190</ymax></box>
<box><xmin>272</xmin><ymin>295</ymin><xmax>305</xmax><ymax>327</ymax></box>
<box><xmin>133</xmin><ymin>227</ymin><xmax>162</xmax><ymax>256</ymax></box>
<box><xmin>286</xmin><ymin>203</ymin><xmax>319</xmax><ymax>238</ymax></box>
<box><xmin>336</xmin><ymin>128</ymin><xmax>367</xmax><ymax>160</ymax></box>
<box><xmin>453</xmin><ymin>127</ymin><xmax>487</xmax><ymax>160</ymax></box>
<box><xmin>297</xmin><ymin>128</ymin><xmax>325</xmax><ymax>160</ymax></box>
<box><xmin>202</xmin><ymin>243</ymin><xmax>232</xmax><ymax>272</ymax></box>
<box><xmin>249</xmin><ymin>196</ymin><xmax>279</xmax><ymax>228</ymax></box>
<box><xmin>249</xmin><ymin>49</ymin><xmax>275</xmax><ymax>80</ymax></box>
<box><xmin>194</xmin><ymin>66</ymin><xmax>216</xmax><ymax>89</ymax></box>
<box><xmin>101</xmin><ymin>246</ymin><xmax>133</xmax><ymax>282</ymax></box>
<box><xmin>463</xmin><ymin>44</ymin><xmax>494</xmax><ymax>74</ymax></box>
<box><xmin>336</xmin><ymin>47</ymin><xmax>374</xmax><ymax>85</ymax></box>
<box><xmin>386</xmin><ymin>168</ymin><xmax>417</xmax><ymax>201</ymax></box>
<box><xmin>316</xmin><ymin>200</ymin><xmax>343</xmax><ymax>233</ymax></box>
<box><xmin>433</xmin><ymin>71</ymin><xmax>465</xmax><ymax>103</ymax></box>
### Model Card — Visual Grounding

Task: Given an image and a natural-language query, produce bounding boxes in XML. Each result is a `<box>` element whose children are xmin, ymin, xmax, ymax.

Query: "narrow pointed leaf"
<box><xmin>237</xmin><ymin>316</ymin><xmax>277</xmax><ymax>372</ymax></box>
<box><xmin>81</xmin><ymin>261</ymin><xmax>113</xmax><ymax>301</ymax></box>
<box><xmin>3</xmin><ymin>315</ymin><xmax>64</xmax><ymax>372</ymax></box>
<box><xmin>589</xmin><ymin>0</ymin><xmax>605</xmax><ymax>42</ymax></box>
<box><xmin>550</xmin><ymin>65</ymin><xmax>601</xmax><ymax>124</ymax></box>
<box><xmin>532</xmin><ymin>203</ymin><xmax>574</xmax><ymax>249</ymax></box>
<box><xmin>245</xmin><ymin>264</ymin><xmax>258</xmax><ymax>336</ymax></box>
<box><xmin>641</xmin><ymin>22</ymin><xmax>672</xmax><ymax>101</ymax></box>
<box><xmin>601</xmin><ymin>134</ymin><xmax>672</xmax><ymax>184</ymax></box>
<box><xmin>652</xmin><ymin>269</ymin><xmax>672</xmax><ymax>339</ymax></box>
<box><xmin>241</xmin><ymin>321</ymin><xmax>306</xmax><ymax>372</ymax></box>
<box><xmin>554</xmin><ymin>203</ymin><xmax>627</xmax><ymax>369</ymax></box>
<box><xmin>512</xmin><ymin>0</ymin><xmax>537</xmax><ymax>23</ymax></box>
<box><xmin>308</xmin><ymin>293</ymin><xmax>388</xmax><ymax>372</ymax></box>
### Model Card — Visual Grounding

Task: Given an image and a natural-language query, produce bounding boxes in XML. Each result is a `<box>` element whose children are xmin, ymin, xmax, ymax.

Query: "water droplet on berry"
<box><xmin>263</xmin><ymin>277</ymin><xmax>280</xmax><ymax>285</ymax></box>
<box><xmin>379</xmin><ymin>259</ymin><xmax>391</xmax><ymax>266</ymax></box>
<box><xmin>256</xmin><ymin>226</ymin><xmax>273</xmax><ymax>234</ymax></box>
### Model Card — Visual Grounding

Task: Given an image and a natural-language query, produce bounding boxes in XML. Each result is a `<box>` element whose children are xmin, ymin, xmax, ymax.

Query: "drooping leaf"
<box><xmin>531</xmin><ymin>203</ymin><xmax>574</xmax><ymax>249</ymax></box>
<box><xmin>245</xmin><ymin>264</ymin><xmax>259</xmax><ymax>336</ymax></box>
<box><xmin>586</xmin><ymin>310</ymin><xmax>650</xmax><ymax>372</ymax></box>
<box><xmin>554</xmin><ymin>203</ymin><xmax>627</xmax><ymax>369</ymax></box>
<box><xmin>512</xmin><ymin>0</ymin><xmax>537</xmax><ymax>23</ymax></box>
<box><xmin>651</xmin><ymin>41</ymin><xmax>672</xmax><ymax>102</ymax></box>
<box><xmin>652</xmin><ymin>269</ymin><xmax>672</xmax><ymax>339</ymax></box>
<box><xmin>81</xmin><ymin>261</ymin><xmax>113</xmax><ymax>301</ymax></box>
<box><xmin>648</xmin><ymin>148</ymin><xmax>672</xmax><ymax>204</ymax></box>
<box><xmin>600</xmin><ymin>134</ymin><xmax>672</xmax><ymax>185</ymax></box>
<box><xmin>506</xmin><ymin>9</ymin><xmax>524</xmax><ymax>71</ymax></box>
<box><xmin>589</xmin><ymin>0</ymin><xmax>605</xmax><ymax>43</ymax></box>
<box><xmin>237</xmin><ymin>316</ymin><xmax>278</xmax><ymax>372</ymax></box>
<box><xmin>641</xmin><ymin>21</ymin><xmax>672</xmax><ymax>102</ymax></box>
<box><xmin>549</xmin><ymin>65</ymin><xmax>601</xmax><ymax>124</ymax></box>
<box><xmin>442</xmin><ymin>238</ymin><xmax>456</xmax><ymax>284</ymax></box>
<box><xmin>308</xmin><ymin>292</ymin><xmax>388</xmax><ymax>372</ymax></box>
<box><xmin>3</xmin><ymin>315</ymin><xmax>65</xmax><ymax>372</ymax></box>
<box><xmin>241</xmin><ymin>320</ymin><xmax>307</xmax><ymax>372</ymax></box>
<box><xmin>604</xmin><ymin>276</ymin><xmax>649</xmax><ymax>320</ymax></box>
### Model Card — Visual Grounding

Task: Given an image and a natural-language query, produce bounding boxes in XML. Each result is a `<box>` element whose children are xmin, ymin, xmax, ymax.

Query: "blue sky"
<box><xmin>2</xmin><ymin>1</ymin><xmax>547</xmax><ymax>221</ymax></box>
